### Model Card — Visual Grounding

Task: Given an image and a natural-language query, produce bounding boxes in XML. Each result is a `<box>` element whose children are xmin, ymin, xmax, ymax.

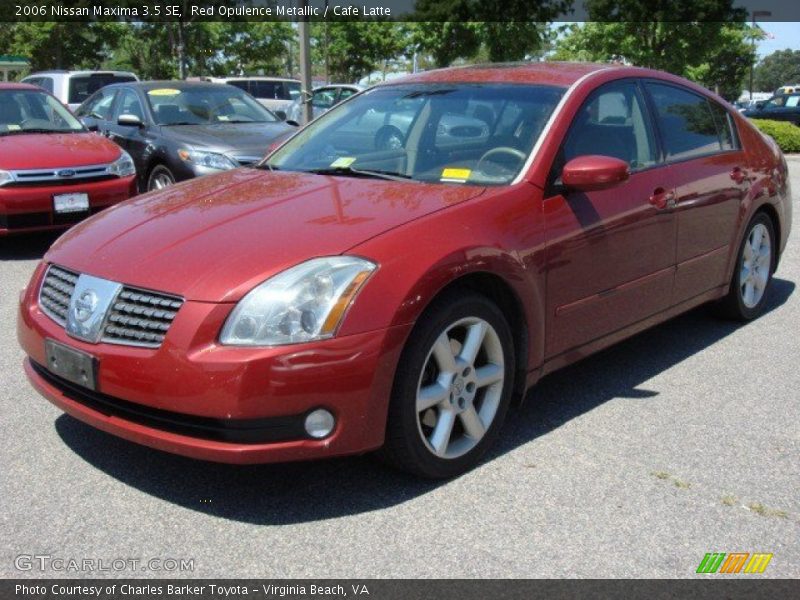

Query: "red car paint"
<box><xmin>18</xmin><ymin>64</ymin><xmax>792</xmax><ymax>464</ymax></box>
<box><xmin>0</xmin><ymin>83</ymin><xmax>136</xmax><ymax>235</ymax></box>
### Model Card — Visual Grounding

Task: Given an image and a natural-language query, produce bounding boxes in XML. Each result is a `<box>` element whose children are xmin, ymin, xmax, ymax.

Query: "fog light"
<box><xmin>304</xmin><ymin>409</ymin><xmax>335</xmax><ymax>439</ymax></box>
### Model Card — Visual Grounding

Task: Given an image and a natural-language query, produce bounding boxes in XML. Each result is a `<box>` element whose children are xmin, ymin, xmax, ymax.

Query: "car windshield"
<box><xmin>265</xmin><ymin>83</ymin><xmax>565</xmax><ymax>185</ymax></box>
<box><xmin>0</xmin><ymin>89</ymin><xmax>84</xmax><ymax>135</ymax></box>
<box><xmin>146</xmin><ymin>86</ymin><xmax>278</xmax><ymax>126</ymax></box>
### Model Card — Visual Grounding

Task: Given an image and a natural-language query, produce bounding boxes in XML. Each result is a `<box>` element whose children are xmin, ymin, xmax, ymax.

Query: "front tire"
<box><xmin>147</xmin><ymin>165</ymin><xmax>176</xmax><ymax>191</ymax></box>
<box><xmin>717</xmin><ymin>212</ymin><xmax>775</xmax><ymax>320</ymax></box>
<box><xmin>380</xmin><ymin>290</ymin><xmax>515</xmax><ymax>479</ymax></box>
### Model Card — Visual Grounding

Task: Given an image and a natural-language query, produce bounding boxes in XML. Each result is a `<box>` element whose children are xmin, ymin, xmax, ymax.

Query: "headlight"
<box><xmin>178</xmin><ymin>148</ymin><xmax>238</xmax><ymax>171</ymax></box>
<box><xmin>220</xmin><ymin>256</ymin><xmax>377</xmax><ymax>346</ymax></box>
<box><xmin>0</xmin><ymin>169</ymin><xmax>14</xmax><ymax>186</ymax></box>
<box><xmin>108</xmin><ymin>150</ymin><xmax>136</xmax><ymax>177</ymax></box>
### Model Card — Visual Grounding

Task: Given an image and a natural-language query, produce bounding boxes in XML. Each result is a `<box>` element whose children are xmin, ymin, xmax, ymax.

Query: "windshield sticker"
<box><xmin>441</xmin><ymin>168</ymin><xmax>471</xmax><ymax>182</ymax></box>
<box><xmin>147</xmin><ymin>88</ymin><xmax>181</xmax><ymax>96</ymax></box>
<box><xmin>7</xmin><ymin>124</ymin><xmax>20</xmax><ymax>131</ymax></box>
<box><xmin>330</xmin><ymin>157</ymin><xmax>356</xmax><ymax>168</ymax></box>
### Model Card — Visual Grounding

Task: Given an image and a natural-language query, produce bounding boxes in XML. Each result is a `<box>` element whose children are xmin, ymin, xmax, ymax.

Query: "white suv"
<box><xmin>20</xmin><ymin>70</ymin><xmax>138</xmax><ymax>112</ymax></box>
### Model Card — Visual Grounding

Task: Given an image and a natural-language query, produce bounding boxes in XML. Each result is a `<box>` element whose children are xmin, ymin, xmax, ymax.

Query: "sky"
<box><xmin>755</xmin><ymin>22</ymin><xmax>800</xmax><ymax>58</ymax></box>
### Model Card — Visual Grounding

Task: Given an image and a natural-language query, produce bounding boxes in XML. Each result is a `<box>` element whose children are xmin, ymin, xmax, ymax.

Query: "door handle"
<box><xmin>649</xmin><ymin>187</ymin><xmax>675</xmax><ymax>210</ymax></box>
<box><xmin>730</xmin><ymin>166</ymin><xmax>747</xmax><ymax>185</ymax></box>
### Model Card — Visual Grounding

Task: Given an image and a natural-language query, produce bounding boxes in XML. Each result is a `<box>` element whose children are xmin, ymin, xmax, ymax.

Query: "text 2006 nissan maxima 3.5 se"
<box><xmin>18</xmin><ymin>63</ymin><xmax>792</xmax><ymax>478</ymax></box>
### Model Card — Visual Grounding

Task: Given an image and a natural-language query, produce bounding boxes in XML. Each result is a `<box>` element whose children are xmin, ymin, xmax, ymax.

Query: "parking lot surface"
<box><xmin>1</xmin><ymin>161</ymin><xmax>798</xmax><ymax>579</ymax></box>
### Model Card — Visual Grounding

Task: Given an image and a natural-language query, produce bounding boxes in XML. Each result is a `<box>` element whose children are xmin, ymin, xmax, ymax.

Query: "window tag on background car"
<box><xmin>330</xmin><ymin>157</ymin><xmax>356</xmax><ymax>168</ymax></box>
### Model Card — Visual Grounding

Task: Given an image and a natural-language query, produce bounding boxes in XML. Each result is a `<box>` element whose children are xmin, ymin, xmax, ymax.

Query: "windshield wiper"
<box><xmin>306</xmin><ymin>166</ymin><xmax>414</xmax><ymax>182</ymax></box>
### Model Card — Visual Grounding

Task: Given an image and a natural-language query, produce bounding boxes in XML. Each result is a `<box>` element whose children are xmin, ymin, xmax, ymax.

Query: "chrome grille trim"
<box><xmin>101</xmin><ymin>287</ymin><xmax>184</xmax><ymax>348</ymax></box>
<box><xmin>39</xmin><ymin>265</ymin><xmax>78</xmax><ymax>326</ymax></box>
<box><xmin>38</xmin><ymin>264</ymin><xmax>183</xmax><ymax>349</ymax></box>
<box><xmin>1</xmin><ymin>162</ymin><xmax>117</xmax><ymax>186</ymax></box>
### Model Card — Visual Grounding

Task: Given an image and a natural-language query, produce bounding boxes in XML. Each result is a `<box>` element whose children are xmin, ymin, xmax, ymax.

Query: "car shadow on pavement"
<box><xmin>0</xmin><ymin>232</ymin><xmax>60</xmax><ymax>261</ymax></box>
<box><xmin>55</xmin><ymin>278</ymin><xmax>795</xmax><ymax>525</ymax></box>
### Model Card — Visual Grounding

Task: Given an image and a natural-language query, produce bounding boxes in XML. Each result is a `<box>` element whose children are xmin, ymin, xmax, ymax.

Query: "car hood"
<box><xmin>47</xmin><ymin>169</ymin><xmax>485</xmax><ymax>302</ymax></box>
<box><xmin>162</xmin><ymin>122</ymin><xmax>294</xmax><ymax>159</ymax></box>
<box><xmin>0</xmin><ymin>132</ymin><xmax>122</xmax><ymax>170</ymax></box>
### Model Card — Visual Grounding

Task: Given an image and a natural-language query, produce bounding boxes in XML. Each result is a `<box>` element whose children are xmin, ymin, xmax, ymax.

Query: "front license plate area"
<box><xmin>53</xmin><ymin>192</ymin><xmax>89</xmax><ymax>214</ymax></box>
<box><xmin>44</xmin><ymin>339</ymin><xmax>97</xmax><ymax>391</ymax></box>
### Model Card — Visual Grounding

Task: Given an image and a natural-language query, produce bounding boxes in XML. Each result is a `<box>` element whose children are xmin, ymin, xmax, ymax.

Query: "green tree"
<box><xmin>5</xmin><ymin>22</ymin><xmax>125</xmax><ymax>71</ymax></box>
<box><xmin>552</xmin><ymin>14</ymin><xmax>755</xmax><ymax>99</ymax></box>
<box><xmin>754</xmin><ymin>49</ymin><xmax>800</xmax><ymax>93</ymax></box>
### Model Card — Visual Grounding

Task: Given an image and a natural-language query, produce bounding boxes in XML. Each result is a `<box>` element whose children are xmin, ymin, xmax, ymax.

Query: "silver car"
<box><xmin>285</xmin><ymin>84</ymin><xmax>364</xmax><ymax>124</ymax></box>
<box><xmin>20</xmin><ymin>70</ymin><xmax>138</xmax><ymax>112</ymax></box>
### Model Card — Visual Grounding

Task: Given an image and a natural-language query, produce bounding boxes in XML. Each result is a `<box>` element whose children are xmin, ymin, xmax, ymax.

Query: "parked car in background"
<box><xmin>18</xmin><ymin>63</ymin><xmax>791</xmax><ymax>478</ymax></box>
<box><xmin>0</xmin><ymin>83</ymin><xmax>136</xmax><ymax>235</ymax></box>
<box><xmin>75</xmin><ymin>81</ymin><xmax>295</xmax><ymax>191</ymax></box>
<box><xmin>743</xmin><ymin>93</ymin><xmax>800</xmax><ymax>125</ymax></box>
<box><xmin>285</xmin><ymin>84</ymin><xmax>364</xmax><ymax>124</ymax></box>
<box><xmin>775</xmin><ymin>84</ymin><xmax>800</xmax><ymax>96</ymax></box>
<box><xmin>20</xmin><ymin>70</ymin><xmax>138</xmax><ymax>112</ymax></box>
<box><xmin>202</xmin><ymin>77</ymin><xmax>301</xmax><ymax>119</ymax></box>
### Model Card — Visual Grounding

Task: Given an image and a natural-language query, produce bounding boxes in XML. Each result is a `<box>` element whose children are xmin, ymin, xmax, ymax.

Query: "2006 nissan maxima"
<box><xmin>18</xmin><ymin>63</ymin><xmax>792</xmax><ymax>478</ymax></box>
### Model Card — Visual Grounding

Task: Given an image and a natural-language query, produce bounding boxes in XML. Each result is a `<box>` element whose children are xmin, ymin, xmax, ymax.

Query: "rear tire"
<box><xmin>379</xmin><ymin>290</ymin><xmax>515</xmax><ymax>479</ymax></box>
<box><xmin>716</xmin><ymin>212</ymin><xmax>775</xmax><ymax>321</ymax></box>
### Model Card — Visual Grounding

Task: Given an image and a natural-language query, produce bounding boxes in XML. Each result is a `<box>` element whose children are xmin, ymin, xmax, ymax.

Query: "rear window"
<box><xmin>68</xmin><ymin>74</ymin><xmax>136</xmax><ymax>105</ymax></box>
<box><xmin>646</xmin><ymin>83</ymin><xmax>726</xmax><ymax>161</ymax></box>
<box><xmin>249</xmin><ymin>81</ymin><xmax>300</xmax><ymax>101</ymax></box>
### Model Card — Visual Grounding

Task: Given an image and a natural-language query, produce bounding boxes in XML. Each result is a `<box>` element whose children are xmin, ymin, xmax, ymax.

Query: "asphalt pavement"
<box><xmin>1</xmin><ymin>161</ymin><xmax>798</xmax><ymax>579</ymax></box>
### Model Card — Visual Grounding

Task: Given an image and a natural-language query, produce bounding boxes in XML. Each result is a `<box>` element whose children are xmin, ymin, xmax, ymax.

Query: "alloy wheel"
<box><xmin>740</xmin><ymin>222</ymin><xmax>771</xmax><ymax>308</ymax></box>
<box><xmin>415</xmin><ymin>317</ymin><xmax>505</xmax><ymax>459</ymax></box>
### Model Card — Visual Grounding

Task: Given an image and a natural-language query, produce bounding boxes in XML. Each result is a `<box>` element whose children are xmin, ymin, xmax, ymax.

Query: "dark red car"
<box><xmin>0</xmin><ymin>83</ymin><xmax>137</xmax><ymax>235</ymax></box>
<box><xmin>18</xmin><ymin>64</ymin><xmax>792</xmax><ymax>478</ymax></box>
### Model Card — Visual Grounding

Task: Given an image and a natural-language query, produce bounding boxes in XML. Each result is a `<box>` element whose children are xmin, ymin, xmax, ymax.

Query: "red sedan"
<box><xmin>18</xmin><ymin>63</ymin><xmax>792</xmax><ymax>478</ymax></box>
<box><xmin>0</xmin><ymin>83</ymin><xmax>137</xmax><ymax>235</ymax></box>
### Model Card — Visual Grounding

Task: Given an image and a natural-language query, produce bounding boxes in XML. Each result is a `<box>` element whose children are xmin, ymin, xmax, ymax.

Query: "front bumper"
<box><xmin>18</xmin><ymin>268</ymin><xmax>410</xmax><ymax>463</ymax></box>
<box><xmin>0</xmin><ymin>175</ymin><xmax>136</xmax><ymax>235</ymax></box>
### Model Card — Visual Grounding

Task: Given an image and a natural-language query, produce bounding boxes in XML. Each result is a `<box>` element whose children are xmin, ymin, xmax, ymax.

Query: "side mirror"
<box><xmin>562</xmin><ymin>155</ymin><xmax>630</xmax><ymax>191</ymax></box>
<box><xmin>273</xmin><ymin>110</ymin><xmax>287</xmax><ymax>121</ymax></box>
<box><xmin>117</xmin><ymin>114</ymin><xmax>143</xmax><ymax>128</ymax></box>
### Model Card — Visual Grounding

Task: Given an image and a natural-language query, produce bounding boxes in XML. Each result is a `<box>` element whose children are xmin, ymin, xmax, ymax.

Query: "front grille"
<box><xmin>39</xmin><ymin>265</ymin><xmax>78</xmax><ymax>325</ymax></box>
<box><xmin>5</xmin><ymin>175</ymin><xmax>116</xmax><ymax>188</ymax></box>
<box><xmin>39</xmin><ymin>264</ymin><xmax>183</xmax><ymax>349</ymax></box>
<box><xmin>4</xmin><ymin>163</ymin><xmax>116</xmax><ymax>186</ymax></box>
<box><xmin>103</xmin><ymin>288</ymin><xmax>183</xmax><ymax>348</ymax></box>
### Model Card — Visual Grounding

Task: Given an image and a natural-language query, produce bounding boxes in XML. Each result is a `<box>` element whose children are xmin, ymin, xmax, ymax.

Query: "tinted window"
<box><xmin>337</xmin><ymin>88</ymin><xmax>357</xmax><ymax>102</ymax></box>
<box><xmin>646</xmin><ymin>83</ymin><xmax>723</xmax><ymax>161</ymax></box>
<box><xmin>250</xmin><ymin>81</ymin><xmax>298</xmax><ymax>101</ymax></box>
<box><xmin>226</xmin><ymin>80</ymin><xmax>250</xmax><ymax>93</ymax></box>
<box><xmin>68</xmin><ymin>74</ymin><xmax>136</xmax><ymax>105</ymax></box>
<box><xmin>75</xmin><ymin>88</ymin><xmax>117</xmax><ymax>121</ymax></box>
<box><xmin>562</xmin><ymin>81</ymin><xmax>658</xmax><ymax>171</ymax></box>
<box><xmin>24</xmin><ymin>77</ymin><xmax>54</xmax><ymax>94</ymax></box>
<box><xmin>708</xmin><ymin>101</ymin><xmax>737</xmax><ymax>151</ymax></box>
<box><xmin>311</xmin><ymin>89</ymin><xmax>337</xmax><ymax>109</ymax></box>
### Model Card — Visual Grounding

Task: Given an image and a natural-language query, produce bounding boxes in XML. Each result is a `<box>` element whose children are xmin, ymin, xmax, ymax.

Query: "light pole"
<box><xmin>750</xmin><ymin>10</ymin><xmax>772</xmax><ymax>100</ymax></box>
<box><xmin>298</xmin><ymin>0</ymin><xmax>313</xmax><ymax>124</ymax></box>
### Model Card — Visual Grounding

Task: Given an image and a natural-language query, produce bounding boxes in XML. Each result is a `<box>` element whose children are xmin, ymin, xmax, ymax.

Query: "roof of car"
<box><xmin>389</xmin><ymin>61</ymin><xmax>625</xmax><ymax>88</ymax></box>
<box><xmin>206</xmin><ymin>76</ymin><xmax>300</xmax><ymax>83</ymax></box>
<box><xmin>0</xmin><ymin>82</ymin><xmax>40</xmax><ymax>91</ymax></box>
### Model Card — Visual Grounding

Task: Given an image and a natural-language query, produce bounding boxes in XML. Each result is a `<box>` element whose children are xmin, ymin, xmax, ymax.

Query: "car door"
<box><xmin>543</xmin><ymin>80</ymin><xmax>676</xmax><ymax>357</ymax></box>
<box><xmin>107</xmin><ymin>88</ymin><xmax>150</xmax><ymax>175</ymax></box>
<box><xmin>643</xmin><ymin>82</ymin><xmax>747</xmax><ymax>304</ymax></box>
<box><xmin>74</xmin><ymin>87</ymin><xmax>117</xmax><ymax>135</ymax></box>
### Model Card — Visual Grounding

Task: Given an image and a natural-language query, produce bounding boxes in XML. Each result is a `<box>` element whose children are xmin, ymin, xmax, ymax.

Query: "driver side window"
<box><xmin>561</xmin><ymin>81</ymin><xmax>658</xmax><ymax>174</ymax></box>
<box><xmin>77</xmin><ymin>89</ymin><xmax>116</xmax><ymax>121</ymax></box>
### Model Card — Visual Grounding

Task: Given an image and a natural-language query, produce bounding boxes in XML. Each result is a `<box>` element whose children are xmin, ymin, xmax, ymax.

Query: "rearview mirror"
<box><xmin>562</xmin><ymin>155</ymin><xmax>630</xmax><ymax>191</ymax></box>
<box><xmin>117</xmin><ymin>114</ymin><xmax>143</xmax><ymax>128</ymax></box>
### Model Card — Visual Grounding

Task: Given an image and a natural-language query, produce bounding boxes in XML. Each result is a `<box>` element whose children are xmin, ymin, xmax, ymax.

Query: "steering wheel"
<box><xmin>475</xmin><ymin>146</ymin><xmax>527</xmax><ymax>174</ymax></box>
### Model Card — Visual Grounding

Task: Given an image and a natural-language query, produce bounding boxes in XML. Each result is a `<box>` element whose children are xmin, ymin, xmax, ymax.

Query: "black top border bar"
<box><xmin>3</xmin><ymin>1</ymin><xmax>800</xmax><ymax>22</ymax></box>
